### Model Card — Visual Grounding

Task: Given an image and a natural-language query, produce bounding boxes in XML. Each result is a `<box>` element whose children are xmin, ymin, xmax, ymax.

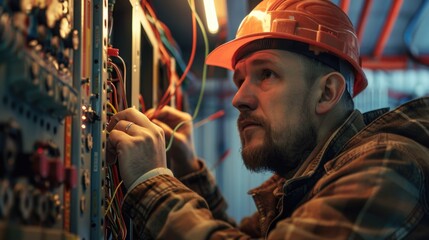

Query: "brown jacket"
<box><xmin>123</xmin><ymin>97</ymin><xmax>429</xmax><ymax>239</ymax></box>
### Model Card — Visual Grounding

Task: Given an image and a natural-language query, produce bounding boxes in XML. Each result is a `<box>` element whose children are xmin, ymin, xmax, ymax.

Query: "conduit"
<box><xmin>361</xmin><ymin>56</ymin><xmax>408</xmax><ymax>69</ymax></box>
<box><xmin>373</xmin><ymin>0</ymin><xmax>403</xmax><ymax>58</ymax></box>
<box><xmin>339</xmin><ymin>0</ymin><xmax>351</xmax><ymax>13</ymax></box>
<box><xmin>356</xmin><ymin>0</ymin><xmax>373</xmax><ymax>43</ymax></box>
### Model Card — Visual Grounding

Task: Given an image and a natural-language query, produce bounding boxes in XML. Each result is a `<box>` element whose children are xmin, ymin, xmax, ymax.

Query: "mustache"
<box><xmin>237</xmin><ymin>113</ymin><xmax>266</xmax><ymax>130</ymax></box>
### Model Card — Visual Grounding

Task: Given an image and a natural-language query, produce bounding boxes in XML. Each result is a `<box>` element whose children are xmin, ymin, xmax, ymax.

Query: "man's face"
<box><xmin>232</xmin><ymin>49</ymin><xmax>317</xmax><ymax>177</ymax></box>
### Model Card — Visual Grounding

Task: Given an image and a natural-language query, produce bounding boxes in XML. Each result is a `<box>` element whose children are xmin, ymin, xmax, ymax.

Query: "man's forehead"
<box><xmin>234</xmin><ymin>49</ymin><xmax>298</xmax><ymax>69</ymax></box>
<box><xmin>232</xmin><ymin>50</ymin><xmax>304</xmax><ymax>82</ymax></box>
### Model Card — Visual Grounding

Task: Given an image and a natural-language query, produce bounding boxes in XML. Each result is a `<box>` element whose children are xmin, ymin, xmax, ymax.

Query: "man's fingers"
<box><xmin>112</xmin><ymin>120</ymin><xmax>141</xmax><ymax>136</ymax></box>
<box><xmin>107</xmin><ymin>107</ymin><xmax>151</xmax><ymax>132</ymax></box>
<box><xmin>146</xmin><ymin>106</ymin><xmax>192</xmax><ymax>127</ymax></box>
<box><xmin>106</xmin><ymin>129</ymin><xmax>128</xmax><ymax>164</ymax></box>
<box><xmin>107</xmin><ymin>129</ymin><xmax>130</xmax><ymax>149</ymax></box>
<box><xmin>152</xmin><ymin>119</ymin><xmax>173</xmax><ymax>138</ymax></box>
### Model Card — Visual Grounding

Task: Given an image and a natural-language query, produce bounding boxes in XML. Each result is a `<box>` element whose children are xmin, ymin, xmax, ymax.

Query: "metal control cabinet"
<box><xmin>0</xmin><ymin>0</ymin><xmax>162</xmax><ymax>239</ymax></box>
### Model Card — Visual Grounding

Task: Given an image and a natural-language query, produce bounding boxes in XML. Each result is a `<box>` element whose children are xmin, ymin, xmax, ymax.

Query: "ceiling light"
<box><xmin>204</xmin><ymin>0</ymin><xmax>219</xmax><ymax>34</ymax></box>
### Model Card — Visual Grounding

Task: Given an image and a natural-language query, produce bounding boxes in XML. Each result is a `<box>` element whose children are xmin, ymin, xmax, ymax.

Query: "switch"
<box><xmin>0</xmin><ymin>120</ymin><xmax>22</xmax><ymax>177</ymax></box>
<box><xmin>14</xmin><ymin>182</ymin><xmax>34</xmax><ymax>222</ymax></box>
<box><xmin>85</xmin><ymin>133</ymin><xmax>93</xmax><ymax>151</ymax></box>
<box><xmin>83</xmin><ymin>107</ymin><xmax>100</xmax><ymax>123</ymax></box>
<box><xmin>48</xmin><ymin>157</ymin><xmax>64</xmax><ymax>188</ymax></box>
<box><xmin>46</xmin><ymin>193</ymin><xmax>61</xmax><ymax>226</ymax></box>
<box><xmin>80</xmin><ymin>195</ymin><xmax>86</xmax><ymax>213</ymax></box>
<box><xmin>82</xmin><ymin>169</ymin><xmax>90</xmax><ymax>190</ymax></box>
<box><xmin>33</xmin><ymin>189</ymin><xmax>48</xmax><ymax>222</ymax></box>
<box><xmin>0</xmin><ymin>179</ymin><xmax>14</xmax><ymax>218</ymax></box>
<box><xmin>32</xmin><ymin>147</ymin><xmax>50</xmax><ymax>179</ymax></box>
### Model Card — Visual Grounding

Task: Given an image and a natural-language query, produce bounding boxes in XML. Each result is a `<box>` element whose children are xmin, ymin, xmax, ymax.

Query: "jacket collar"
<box><xmin>291</xmin><ymin>109</ymin><xmax>367</xmax><ymax>180</ymax></box>
<box><xmin>348</xmin><ymin>97</ymin><xmax>429</xmax><ymax>150</ymax></box>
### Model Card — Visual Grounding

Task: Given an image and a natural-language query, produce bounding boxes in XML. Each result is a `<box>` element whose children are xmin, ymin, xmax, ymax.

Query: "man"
<box><xmin>107</xmin><ymin>0</ymin><xmax>429</xmax><ymax>239</ymax></box>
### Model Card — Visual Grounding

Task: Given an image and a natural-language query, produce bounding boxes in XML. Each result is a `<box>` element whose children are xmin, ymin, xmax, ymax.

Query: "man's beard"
<box><xmin>239</xmin><ymin>112</ymin><xmax>317</xmax><ymax>177</ymax></box>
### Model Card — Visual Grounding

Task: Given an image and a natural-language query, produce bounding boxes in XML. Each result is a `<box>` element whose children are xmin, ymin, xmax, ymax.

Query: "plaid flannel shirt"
<box><xmin>122</xmin><ymin>97</ymin><xmax>429</xmax><ymax>239</ymax></box>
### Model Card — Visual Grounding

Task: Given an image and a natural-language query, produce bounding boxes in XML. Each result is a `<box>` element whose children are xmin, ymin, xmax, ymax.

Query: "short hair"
<box><xmin>300</xmin><ymin>55</ymin><xmax>355</xmax><ymax>111</ymax></box>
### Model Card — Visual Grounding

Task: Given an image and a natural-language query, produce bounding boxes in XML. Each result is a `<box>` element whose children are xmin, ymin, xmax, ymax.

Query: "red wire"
<box><xmin>143</xmin><ymin>2</ymin><xmax>172</xmax><ymax>65</ymax></box>
<box><xmin>108</xmin><ymin>81</ymin><xmax>119</xmax><ymax>110</ymax></box>
<box><xmin>176</xmin><ymin>84</ymin><xmax>183</xmax><ymax>111</ymax></box>
<box><xmin>159</xmin><ymin>21</ymin><xmax>179</xmax><ymax>49</ymax></box>
<box><xmin>150</xmin><ymin>0</ymin><xmax>197</xmax><ymax>119</ymax></box>
<box><xmin>109</xmin><ymin>62</ymin><xmax>128</xmax><ymax>109</ymax></box>
<box><xmin>141</xmin><ymin>1</ymin><xmax>178</xmax><ymax>114</ymax></box>
<box><xmin>139</xmin><ymin>0</ymin><xmax>194</xmax><ymax>119</ymax></box>
<box><xmin>211</xmin><ymin>149</ymin><xmax>231</xmax><ymax>170</ymax></box>
<box><xmin>106</xmin><ymin>62</ymin><xmax>128</xmax><ymax>237</ymax></box>
<box><xmin>139</xmin><ymin>94</ymin><xmax>146</xmax><ymax>112</ymax></box>
<box><xmin>194</xmin><ymin>110</ymin><xmax>225</xmax><ymax>128</ymax></box>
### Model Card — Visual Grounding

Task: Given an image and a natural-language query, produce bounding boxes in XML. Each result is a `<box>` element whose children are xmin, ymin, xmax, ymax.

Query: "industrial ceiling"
<box><xmin>153</xmin><ymin>0</ymin><xmax>429</xmax><ymax>72</ymax></box>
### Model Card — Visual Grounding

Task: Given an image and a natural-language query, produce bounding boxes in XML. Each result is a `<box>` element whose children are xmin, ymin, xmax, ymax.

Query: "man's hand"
<box><xmin>146</xmin><ymin>106</ymin><xmax>200</xmax><ymax>178</ymax></box>
<box><xmin>107</xmin><ymin>108</ymin><xmax>167</xmax><ymax>188</ymax></box>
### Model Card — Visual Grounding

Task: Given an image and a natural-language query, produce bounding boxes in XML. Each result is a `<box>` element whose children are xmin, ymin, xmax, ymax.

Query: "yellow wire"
<box><xmin>166</xmin><ymin>0</ymin><xmax>208</xmax><ymax>152</ymax></box>
<box><xmin>104</xmin><ymin>180</ymin><xmax>123</xmax><ymax>217</ymax></box>
<box><xmin>106</xmin><ymin>101</ymin><xmax>118</xmax><ymax>114</ymax></box>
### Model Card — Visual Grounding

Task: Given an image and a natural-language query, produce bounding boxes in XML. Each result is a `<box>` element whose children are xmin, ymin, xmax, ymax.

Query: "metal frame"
<box><xmin>90</xmin><ymin>0</ymin><xmax>108</xmax><ymax>239</ymax></box>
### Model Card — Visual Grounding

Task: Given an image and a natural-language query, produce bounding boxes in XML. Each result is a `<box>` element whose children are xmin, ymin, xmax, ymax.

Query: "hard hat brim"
<box><xmin>206</xmin><ymin>33</ymin><xmax>277</xmax><ymax>70</ymax></box>
<box><xmin>205</xmin><ymin>32</ymin><xmax>368</xmax><ymax>97</ymax></box>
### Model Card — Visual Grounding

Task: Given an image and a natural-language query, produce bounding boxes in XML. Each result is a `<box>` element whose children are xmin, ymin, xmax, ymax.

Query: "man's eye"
<box><xmin>261</xmin><ymin>69</ymin><xmax>275</xmax><ymax>79</ymax></box>
<box><xmin>234</xmin><ymin>78</ymin><xmax>244</xmax><ymax>88</ymax></box>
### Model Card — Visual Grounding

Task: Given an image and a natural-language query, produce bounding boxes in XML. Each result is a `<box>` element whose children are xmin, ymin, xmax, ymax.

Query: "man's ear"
<box><xmin>315</xmin><ymin>72</ymin><xmax>346</xmax><ymax>115</ymax></box>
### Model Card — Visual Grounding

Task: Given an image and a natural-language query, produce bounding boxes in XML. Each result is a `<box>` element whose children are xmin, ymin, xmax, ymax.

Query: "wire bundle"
<box><xmin>103</xmin><ymin>0</ymin><xmax>216</xmax><ymax>238</ymax></box>
<box><xmin>141</xmin><ymin>0</ymin><xmax>198</xmax><ymax>116</ymax></box>
<box><xmin>140</xmin><ymin>0</ymin><xmax>215</xmax><ymax>153</ymax></box>
<box><xmin>104</xmin><ymin>166</ymin><xmax>126</xmax><ymax>239</ymax></box>
<box><xmin>105</xmin><ymin>53</ymin><xmax>127</xmax><ymax>239</ymax></box>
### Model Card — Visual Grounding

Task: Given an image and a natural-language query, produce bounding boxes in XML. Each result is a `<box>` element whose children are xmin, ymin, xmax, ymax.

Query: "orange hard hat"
<box><xmin>206</xmin><ymin>0</ymin><xmax>367</xmax><ymax>97</ymax></box>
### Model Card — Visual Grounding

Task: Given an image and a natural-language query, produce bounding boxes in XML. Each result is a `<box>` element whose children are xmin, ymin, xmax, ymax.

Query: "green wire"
<box><xmin>165</xmin><ymin>0</ymin><xmax>209</xmax><ymax>152</ymax></box>
<box><xmin>189</xmin><ymin>0</ymin><xmax>209</xmax><ymax>120</ymax></box>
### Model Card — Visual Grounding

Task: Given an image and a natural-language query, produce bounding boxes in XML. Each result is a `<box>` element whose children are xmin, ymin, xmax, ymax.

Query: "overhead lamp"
<box><xmin>204</xmin><ymin>0</ymin><xmax>219</xmax><ymax>34</ymax></box>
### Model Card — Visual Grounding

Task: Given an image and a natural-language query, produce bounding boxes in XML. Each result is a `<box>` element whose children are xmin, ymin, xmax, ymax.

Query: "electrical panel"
<box><xmin>0</xmin><ymin>0</ymin><xmax>81</xmax><ymax>238</ymax></box>
<box><xmin>0</xmin><ymin>0</ymin><xmax>183</xmax><ymax>239</ymax></box>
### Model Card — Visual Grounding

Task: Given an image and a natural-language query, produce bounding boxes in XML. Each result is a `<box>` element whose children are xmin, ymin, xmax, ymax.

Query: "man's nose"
<box><xmin>232</xmin><ymin>80</ymin><xmax>257</xmax><ymax>112</ymax></box>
